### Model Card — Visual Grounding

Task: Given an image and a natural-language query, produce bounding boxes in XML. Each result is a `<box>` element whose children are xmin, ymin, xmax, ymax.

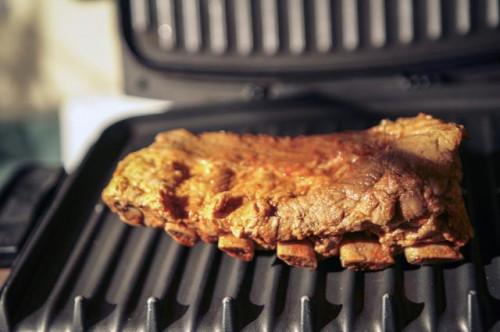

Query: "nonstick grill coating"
<box><xmin>1</xmin><ymin>96</ymin><xmax>499</xmax><ymax>331</ymax></box>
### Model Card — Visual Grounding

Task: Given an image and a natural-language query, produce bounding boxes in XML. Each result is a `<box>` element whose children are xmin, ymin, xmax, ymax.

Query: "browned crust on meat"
<box><xmin>102</xmin><ymin>114</ymin><xmax>472</xmax><ymax>269</ymax></box>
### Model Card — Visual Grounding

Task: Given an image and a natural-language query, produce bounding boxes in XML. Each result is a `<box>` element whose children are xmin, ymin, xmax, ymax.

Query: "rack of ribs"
<box><xmin>102</xmin><ymin>114</ymin><xmax>472</xmax><ymax>270</ymax></box>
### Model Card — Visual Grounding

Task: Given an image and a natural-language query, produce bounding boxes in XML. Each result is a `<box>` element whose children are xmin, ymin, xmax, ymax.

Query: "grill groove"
<box><xmin>176</xmin><ymin>244</ymin><xmax>218</xmax><ymax>331</ymax></box>
<box><xmin>421</xmin><ymin>267</ymin><xmax>439</xmax><ymax>331</ymax></box>
<box><xmin>249</xmin><ymin>257</ymin><xmax>282</xmax><ymax>330</ymax></box>
<box><xmin>107</xmin><ymin>229</ymin><xmax>159</xmax><ymax>330</ymax></box>
<box><xmin>339</xmin><ymin>270</ymin><xmax>357</xmax><ymax>331</ymax></box>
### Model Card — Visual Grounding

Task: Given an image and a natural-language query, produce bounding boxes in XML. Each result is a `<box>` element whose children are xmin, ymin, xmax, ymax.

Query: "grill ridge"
<box><xmin>382</xmin><ymin>293</ymin><xmax>396</xmax><ymax>332</ymax></box>
<box><xmin>222</xmin><ymin>297</ymin><xmax>235</xmax><ymax>332</ymax></box>
<box><xmin>72</xmin><ymin>295</ymin><xmax>86</xmax><ymax>332</ymax></box>
<box><xmin>300</xmin><ymin>295</ymin><xmax>313</xmax><ymax>331</ymax></box>
<box><xmin>380</xmin><ymin>269</ymin><xmax>397</xmax><ymax>330</ymax></box>
<box><xmin>156</xmin><ymin>0</ymin><xmax>176</xmax><ymax>50</ymax></box>
<box><xmin>468</xmin><ymin>290</ymin><xmax>483</xmax><ymax>331</ymax></box>
<box><xmin>145</xmin><ymin>297</ymin><xmax>159</xmax><ymax>332</ymax></box>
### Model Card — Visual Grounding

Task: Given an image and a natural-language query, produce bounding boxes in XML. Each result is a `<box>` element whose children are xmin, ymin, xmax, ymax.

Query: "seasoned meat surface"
<box><xmin>102</xmin><ymin>114</ymin><xmax>472</xmax><ymax>270</ymax></box>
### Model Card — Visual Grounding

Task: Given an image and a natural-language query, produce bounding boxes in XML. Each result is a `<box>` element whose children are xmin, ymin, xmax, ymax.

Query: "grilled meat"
<box><xmin>102</xmin><ymin>114</ymin><xmax>472</xmax><ymax>270</ymax></box>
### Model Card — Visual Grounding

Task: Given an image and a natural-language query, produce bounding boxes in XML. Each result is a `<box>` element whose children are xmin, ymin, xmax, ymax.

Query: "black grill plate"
<box><xmin>1</xmin><ymin>95</ymin><xmax>500</xmax><ymax>331</ymax></box>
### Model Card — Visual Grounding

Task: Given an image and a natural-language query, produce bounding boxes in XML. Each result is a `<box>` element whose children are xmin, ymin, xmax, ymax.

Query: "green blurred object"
<box><xmin>0</xmin><ymin>112</ymin><xmax>60</xmax><ymax>186</ymax></box>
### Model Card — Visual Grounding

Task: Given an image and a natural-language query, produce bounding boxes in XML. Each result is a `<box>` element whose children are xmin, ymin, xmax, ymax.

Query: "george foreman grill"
<box><xmin>2</xmin><ymin>0</ymin><xmax>500</xmax><ymax>330</ymax></box>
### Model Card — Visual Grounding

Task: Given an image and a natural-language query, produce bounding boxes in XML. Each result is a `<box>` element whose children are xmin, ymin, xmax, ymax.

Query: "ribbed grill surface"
<box><xmin>129</xmin><ymin>0</ymin><xmax>499</xmax><ymax>54</ymax></box>
<box><xmin>1</xmin><ymin>98</ymin><xmax>500</xmax><ymax>331</ymax></box>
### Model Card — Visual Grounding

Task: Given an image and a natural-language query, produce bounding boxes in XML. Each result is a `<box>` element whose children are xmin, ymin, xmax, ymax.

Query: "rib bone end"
<box><xmin>340</xmin><ymin>235</ymin><xmax>394</xmax><ymax>271</ymax></box>
<box><xmin>404</xmin><ymin>243</ymin><xmax>463</xmax><ymax>264</ymax></box>
<box><xmin>110</xmin><ymin>202</ymin><xmax>144</xmax><ymax>226</ymax></box>
<box><xmin>218</xmin><ymin>235</ymin><xmax>255</xmax><ymax>261</ymax></box>
<box><xmin>277</xmin><ymin>240</ymin><xmax>317</xmax><ymax>269</ymax></box>
<box><xmin>165</xmin><ymin>223</ymin><xmax>198</xmax><ymax>247</ymax></box>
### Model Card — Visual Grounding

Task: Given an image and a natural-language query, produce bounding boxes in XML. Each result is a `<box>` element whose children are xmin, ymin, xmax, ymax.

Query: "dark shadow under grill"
<box><xmin>1</xmin><ymin>95</ymin><xmax>500</xmax><ymax>331</ymax></box>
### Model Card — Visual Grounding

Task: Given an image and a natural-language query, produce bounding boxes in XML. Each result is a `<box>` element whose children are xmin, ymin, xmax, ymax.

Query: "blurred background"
<box><xmin>0</xmin><ymin>0</ymin><xmax>167</xmax><ymax>183</ymax></box>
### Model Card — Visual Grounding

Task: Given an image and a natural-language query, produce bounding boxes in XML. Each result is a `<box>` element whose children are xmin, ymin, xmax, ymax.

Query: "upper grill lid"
<box><xmin>121</xmin><ymin>0</ymin><xmax>500</xmax><ymax>78</ymax></box>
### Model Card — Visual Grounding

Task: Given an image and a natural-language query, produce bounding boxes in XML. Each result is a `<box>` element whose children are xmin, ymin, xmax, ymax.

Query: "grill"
<box><xmin>1</xmin><ymin>95</ymin><xmax>500</xmax><ymax>331</ymax></box>
<box><xmin>123</xmin><ymin>0</ymin><xmax>500</xmax><ymax>75</ymax></box>
<box><xmin>2</xmin><ymin>0</ymin><xmax>500</xmax><ymax>330</ymax></box>
<box><xmin>0</xmin><ymin>165</ymin><xmax>61</xmax><ymax>267</ymax></box>
<box><xmin>132</xmin><ymin>0</ymin><xmax>499</xmax><ymax>53</ymax></box>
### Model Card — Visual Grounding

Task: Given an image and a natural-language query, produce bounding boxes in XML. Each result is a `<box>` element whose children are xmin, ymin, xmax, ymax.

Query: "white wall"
<box><xmin>0</xmin><ymin>0</ymin><xmax>123</xmax><ymax>119</ymax></box>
